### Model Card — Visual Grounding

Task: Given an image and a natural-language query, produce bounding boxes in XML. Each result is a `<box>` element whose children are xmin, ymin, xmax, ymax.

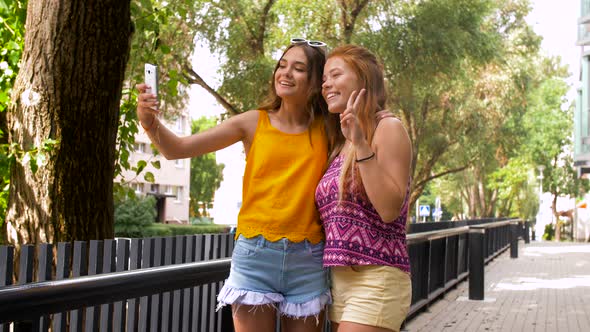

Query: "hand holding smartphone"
<box><xmin>144</xmin><ymin>63</ymin><xmax>159</xmax><ymax>110</ymax></box>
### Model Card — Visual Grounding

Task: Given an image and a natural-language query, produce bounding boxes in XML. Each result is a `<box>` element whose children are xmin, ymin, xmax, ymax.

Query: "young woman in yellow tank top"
<box><xmin>136</xmin><ymin>40</ymin><xmax>338</xmax><ymax>332</ymax></box>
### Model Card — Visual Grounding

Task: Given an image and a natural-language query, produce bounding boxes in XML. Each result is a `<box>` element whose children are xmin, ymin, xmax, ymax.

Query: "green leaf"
<box><xmin>136</xmin><ymin>160</ymin><xmax>147</xmax><ymax>174</ymax></box>
<box><xmin>151</xmin><ymin>160</ymin><xmax>160</xmax><ymax>169</ymax></box>
<box><xmin>29</xmin><ymin>157</ymin><xmax>38</xmax><ymax>174</ymax></box>
<box><xmin>144</xmin><ymin>172</ymin><xmax>155</xmax><ymax>183</ymax></box>
<box><xmin>127</xmin><ymin>190</ymin><xmax>136</xmax><ymax>200</ymax></box>
<box><xmin>160</xmin><ymin>44</ymin><xmax>170</xmax><ymax>54</ymax></box>
<box><xmin>7</xmin><ymin>41</ymin><xmax>19</xmax><ymax>50</ymax></box>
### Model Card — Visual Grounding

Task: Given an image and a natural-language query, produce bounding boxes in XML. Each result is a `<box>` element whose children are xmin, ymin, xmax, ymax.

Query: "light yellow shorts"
<box><xmin>329</xmin><ymin>265</ymin><xmax>411</xmax><ymax>332</ymax></box>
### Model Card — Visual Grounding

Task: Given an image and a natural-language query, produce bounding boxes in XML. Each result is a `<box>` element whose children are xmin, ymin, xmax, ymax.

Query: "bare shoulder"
<box><xmin>229</xmin><ymin>109</ymin><xmax>261</xmax><ymax>142</ymax></box>
<box><xmin>223</xmin><ymin>109</ymin><xmax>260</xmax><ymax>130</ymax></box>
<box><xmin>231</xmin><ymin>109</ymin><xmax>261</xmax><ymax>124</ymax></box>
<box><xmin>375</xmin><ymin>117</ymin><xmax>410</xmax><ymax>143</ymax></box>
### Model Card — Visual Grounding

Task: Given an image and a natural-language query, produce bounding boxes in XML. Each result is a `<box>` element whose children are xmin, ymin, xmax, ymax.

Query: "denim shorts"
<box><xmin>217</xmin><ymin>235</ymin><xmax>331</xmax><ymax>318</ymax></box>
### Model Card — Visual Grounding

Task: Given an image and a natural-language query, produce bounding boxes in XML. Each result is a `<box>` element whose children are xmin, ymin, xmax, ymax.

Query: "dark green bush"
<box><xmin>144</xmin><ymin>223</ymin><xmax>229</xmax><ymax>236</ymax></box>
<box><xmin>114</xmin><ymin>195</ymin><xmax>157</xmax><ymax>238</ymax></box>
<box><xmin>542</xmin><ymin>223</ymin><xmax>555</xmax><ymax>241</ymax></box>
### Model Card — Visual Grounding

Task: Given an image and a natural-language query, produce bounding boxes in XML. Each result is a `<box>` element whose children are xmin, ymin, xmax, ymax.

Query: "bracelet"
<box><xmin>140</xmin><ymin>115</ymin><xmax>156</xmax><ymax>132</ymax></box>
<box><xmin>355</xmin><ymin>151</ymin><xmax>375</xmax><ymax>163</ymax></box>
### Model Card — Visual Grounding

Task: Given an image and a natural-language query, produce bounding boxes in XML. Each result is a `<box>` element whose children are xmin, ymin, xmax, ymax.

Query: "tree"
<box><xmin>182</xmin><ymin>0</ymin><xmax>527</xmax><ymax>214</ymax></box>
<box><xmin>189</xmin><ymin>116</ymin><xmax>224</xmax><ymax>218</ymax></box>
<box><xmin>0</xmin><ymin>0</ymin><xmax>27</xmax><ymax>243</ymax></box>
<box><xmin>413</xmin><ymin>0</ymin><xmax>544</xmax><ymax>219</ymax></box>
<box><xmin>373</xmin><ymin>0</ymin><xmax>537</xmax><ymax>210</ymax></box>
<box><xmin>4</xmin><ymin>0</ymin><xmax>132</xmax><ymax>246</ymax></box>
<box><xmin>524</xmin><ymin>74</ymin><xmax>588</xmax><ymax>237</ymax></box>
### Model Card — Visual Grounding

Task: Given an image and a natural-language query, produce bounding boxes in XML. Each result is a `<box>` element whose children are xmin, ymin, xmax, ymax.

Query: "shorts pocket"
<box><xmin>232</xmin><ymin>238</ymin><xmax>258</xmax><ymax>257</ymax></box>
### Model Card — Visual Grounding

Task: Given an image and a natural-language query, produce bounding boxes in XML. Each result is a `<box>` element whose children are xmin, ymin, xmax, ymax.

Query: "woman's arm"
<box><xmin>137</xmin><ymin>83</ymin><xmax>259</xmax><ymax>160</ymax></box>
<box><xmin>354</xmin><ymin>118</ymin><xmax>412</xmax><ymax>222</ymax></box>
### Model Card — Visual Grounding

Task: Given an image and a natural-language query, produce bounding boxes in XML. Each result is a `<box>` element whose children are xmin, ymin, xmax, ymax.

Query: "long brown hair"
<box><xmin>327</xmin><ymin>45</ymin><xmax>387</xmax><ymax>199</ymax></box>
<box><xmin>258</xmin><ymin>44</ymin><xmax>334</xmax><ymax>150</ymax></box>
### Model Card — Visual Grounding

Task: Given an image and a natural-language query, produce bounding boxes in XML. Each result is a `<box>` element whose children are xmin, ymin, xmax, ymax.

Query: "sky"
<box><xmin>525</xmin><ymin>0</ymin><xmax>580</xmax><ymax>104</ymax></box>
<box><xmin>185</xmin><ymin>0</ymin><xmax>583</xmax><ymax>225</ymax></box>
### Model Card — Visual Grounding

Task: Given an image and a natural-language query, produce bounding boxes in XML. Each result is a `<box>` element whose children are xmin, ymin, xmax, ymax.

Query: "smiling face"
<box><xmin>274</xmin><ymin>46</ymin><xmax>311</xmax><ymax>102</ymax></box>
<box><xmin>322</xmin><ymin>56</ymin><xmax>362</xmax><ymax>113</ymax></box>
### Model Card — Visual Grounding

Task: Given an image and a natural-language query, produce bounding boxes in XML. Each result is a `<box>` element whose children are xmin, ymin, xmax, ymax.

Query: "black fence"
<box><xmin>0</xmin><ymin>234</ymin><xmax>234</xmax><ymax>331</ymax></box>
<box><xmin>406</xmin><ymin>218</ymin><xmax>529</xmax><ymax>318</ymax></box>
<box><xmin>0</xmin><ymin>219</ymin><xmax>530</xmax><ymax>331</ymax></box>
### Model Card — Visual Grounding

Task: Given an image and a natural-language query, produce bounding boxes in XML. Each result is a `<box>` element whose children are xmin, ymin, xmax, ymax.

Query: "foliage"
<box><xmin>1</xmin><ymin>0</ymin><xmax>583</xmax><ymax>234</ymax></box>
<box><xmin>190</xmin><ymin>116</ymin><xmax>224</xmax><ymax>218</ymax></box>
<box><xmin>0</xmin><ymin>0</ymin><xmax>25</xmax><ymax>113</ymax></box>
<box><xmin>141</xmin><ymin>223</ymin><xmax>229</xmax><ymax>237</ymax></box>
<box><xmin>191</xmin><ymin>216</ymin><xmax>213</xmax><ymax>224</ymax></box>
<box><xmin>0</xmin><ymin>0</ymin><xmax>26</xmax><ymax>229</ymax></box>
<box><xmin>542</xmin><ymin>223</ymin><xmax>554</xmax><ymax>241</ymax></box>
<box><xmin>114</xmin><ymin>191</ymin><xmax>157</xmax><ymax>238</ymax></box>
<box><xmin>488</xmin><ymin>158</ymin><xmax>539</xmax><ymax>220</ymax></box>
<box><xmin>116</xmin><ymin>0</ymin><xmax>196</xmax><ymax>182</ymax></box>
<box><xmin>523</xmin><ymin>66</ymin><xmax>589</xmax><ymax>219</ymax></box>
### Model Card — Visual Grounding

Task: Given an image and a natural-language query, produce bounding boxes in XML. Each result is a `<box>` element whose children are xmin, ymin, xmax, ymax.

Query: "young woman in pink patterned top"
<box><xmin>315</xmin><ymin>45</ymin><xmax>413</xmax><ymax>332</ymax></box>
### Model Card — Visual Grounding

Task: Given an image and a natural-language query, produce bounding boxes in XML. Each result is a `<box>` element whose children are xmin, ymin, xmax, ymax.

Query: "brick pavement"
<box><xmin>404</xmin><ymin>241</ymin><xmax>590</xmax><ymax>332</ymax></box>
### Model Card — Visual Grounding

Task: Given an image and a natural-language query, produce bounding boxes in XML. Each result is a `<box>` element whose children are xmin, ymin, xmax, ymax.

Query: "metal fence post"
<box><xmin>469</xmin><ymin>227</ymin><xmax>485</xmax><ymax>300</ymax></box>
<box><xmin>524</xmin><ymin>221</ymin><xmax>530</xmax><ymax>244</ymax></box>
<box><xmin>510</xmin><ymin>222</ymin><xmax>519</xmax><ymax>259</ymax></box>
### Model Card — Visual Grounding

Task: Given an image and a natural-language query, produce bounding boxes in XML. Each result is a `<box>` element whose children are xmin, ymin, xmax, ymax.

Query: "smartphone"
<box><xmin>144</xmin><ymin>63</ymin><xmax>159</xmax><ymax>109</ymax></box>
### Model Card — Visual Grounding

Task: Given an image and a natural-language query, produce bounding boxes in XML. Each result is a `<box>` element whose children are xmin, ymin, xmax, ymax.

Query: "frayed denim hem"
<box><xmin>216</xmin><ymin>285</ymin><xmax>331</xmax><ymax>325</ymax></box>
<box><xmin>280</xmin><ymin>290</ymin><xmax>332</xmax><ymax>324</ymax></box>
<box><xmin>216</xmin><ymin>284</ymin><xmax>283</xmax><ymax>312</ymax></box>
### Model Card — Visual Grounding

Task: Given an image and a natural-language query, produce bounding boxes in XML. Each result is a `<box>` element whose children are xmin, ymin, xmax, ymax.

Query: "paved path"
<box><xmin>404</xmin><ymin>241</ymin><xmax>590</xmax><ymax>332</ymax></box>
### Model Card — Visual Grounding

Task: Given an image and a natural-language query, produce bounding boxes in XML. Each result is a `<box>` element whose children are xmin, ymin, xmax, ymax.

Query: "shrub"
<box><xmin>542</xmin><ymin>223</ymin><xmax>555</xmax><ymax>241</ymax></box>
<box><xmin>144</xmin><ymin>223</ymin><xmax>229</xmax><ymax>236</ymax></box>
<box><xmin>114</xmin><ymin>195</ymin><xmax>157</xmax><ymax>238</ymax></box>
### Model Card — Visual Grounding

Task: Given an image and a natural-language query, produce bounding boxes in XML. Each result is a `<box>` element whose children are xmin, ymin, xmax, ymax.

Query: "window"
<box><xmin>175</xmin><ymin>186</ymin><xmax>184</xmax><ymax>203</ymax></box>
<box><xmin>175</xmin><ymin>159</ymin><xmax>184</xmax><ymax>168</ymax></box>
<box><xmin>149</xmin><ymin>184</ymin><xmax>159</xmax><ymax>193</ymax></box>
<box><xmin>132</xmin><ymin>183</ymin><xmax>143</xmax><ymax>194</ymax></box>
<box><xmin>175</xmin><ymin>116</ymin><xmax>185</xmax><ymax>134</ymax></box>
<box><xmin>134</xmin><ymin>143</ymin><xmax>146</xmax><ymax>153</ymax></box>
<box><xmin>165</xmin><ymin>185</ymin><xmax>173</xmax><ymax>194</ymax></box>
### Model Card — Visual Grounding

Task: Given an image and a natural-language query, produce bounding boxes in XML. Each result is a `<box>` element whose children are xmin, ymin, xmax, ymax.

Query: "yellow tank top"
<box><xmin>236</xmin><ymin>110</ymin><xmax>328</xmax><ymax>244</ymax></box>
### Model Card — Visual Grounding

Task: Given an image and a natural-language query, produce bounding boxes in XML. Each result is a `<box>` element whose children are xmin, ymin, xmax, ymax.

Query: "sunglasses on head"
<box><xmin>290</xmin><ymin>38</ymin><xmax>328</xmax><ymax>54</ymax></box>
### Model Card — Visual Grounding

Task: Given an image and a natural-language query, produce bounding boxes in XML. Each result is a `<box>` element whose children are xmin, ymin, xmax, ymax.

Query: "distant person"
<box><xmin>137</xmin><ymin>39</ymin><xmax>333</xmax><ymax>332</ymax></box>
<box><xmin>316</xmin><ymin>45</ymin><xmax>413</xmax><ymax>332</ymax></box>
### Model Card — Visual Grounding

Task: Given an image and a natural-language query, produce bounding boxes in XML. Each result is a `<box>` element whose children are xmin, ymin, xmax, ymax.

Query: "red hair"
<box><xmin>327</xmin><ymin>45</ymin><xmax>387</xmax><ymax>199</ymax></box>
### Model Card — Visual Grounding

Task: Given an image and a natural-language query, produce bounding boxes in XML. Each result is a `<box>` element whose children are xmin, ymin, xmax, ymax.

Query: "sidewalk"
<box><xmin>404</xmin><ymin>241</ymin><xmax>590</xmax><ymax>332</ymax></box>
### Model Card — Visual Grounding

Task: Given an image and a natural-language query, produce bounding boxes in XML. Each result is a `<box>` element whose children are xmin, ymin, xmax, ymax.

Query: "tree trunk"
<box><xmin>552</xmin><ymin>194</ymin><xmax>560</xmax><ymax>241</ymax></box>
<box><xmin>5</xmin><ymin>0</ymin><xmax>132</xmax><ymax>247</ymax></box>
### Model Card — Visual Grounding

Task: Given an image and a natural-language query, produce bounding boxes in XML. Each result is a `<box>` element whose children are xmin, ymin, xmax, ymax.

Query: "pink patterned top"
<box><xmin>315</xmin><ymin>155</ymin><xmax>411</xmax><ymax>273</ymax></box>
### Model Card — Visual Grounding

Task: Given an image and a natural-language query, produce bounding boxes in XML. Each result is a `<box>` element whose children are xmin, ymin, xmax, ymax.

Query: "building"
<box><xmin>115</xmin><ymin>114</ymin><xmax>191</xmax><ymax>224</ymax></box>
<box><xmin>574</xmin><ymin>0</ymin><xmax>590</xmax><ymax>241</ymax></box>
<box><xmin>575</xmin><ymin>0</ymin><xmax>590</xmax><ymax>176</ymax></box>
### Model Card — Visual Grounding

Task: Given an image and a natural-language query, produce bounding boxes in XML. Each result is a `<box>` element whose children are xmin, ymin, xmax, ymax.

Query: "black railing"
<box><xmin>0</xmin><ymin>234</ymin><xmax>235</xmax><ymax>331</ymax></box>
<box><xmin>0</xmin><ymin>219</ymin><xmax>530</xmax><ymax>331</ymax></box>
<box><xmin>406</xmin><ymin>219</ymin><xmax>527</xmax><ymax>317</ymax></box>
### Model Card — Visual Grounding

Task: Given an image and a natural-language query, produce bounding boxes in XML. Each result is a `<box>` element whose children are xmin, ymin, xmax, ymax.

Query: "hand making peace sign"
<box><xmin>340</xmin><ymin>89</ymin><xmax>367</xmax><ymax>146</ymax></box>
